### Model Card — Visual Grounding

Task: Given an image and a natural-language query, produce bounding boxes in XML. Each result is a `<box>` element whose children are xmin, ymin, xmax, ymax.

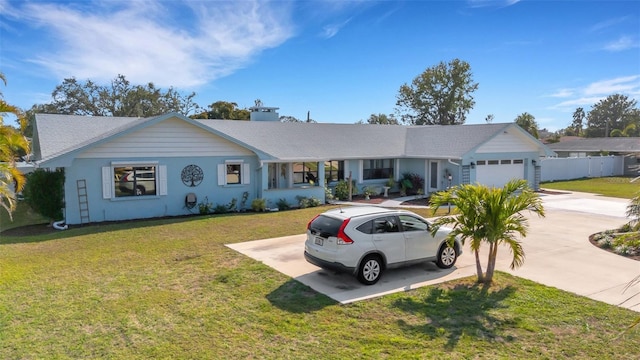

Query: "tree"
<box><xmin>585</xmin><ymin>94</ymin><xmax>639</xmax><ymax>137</ymax></box>
<box><xmin>514</xmin><ymin>112</ymin><xmax>539</xmax><ymax>138</ymax></box>
<box><xmin>36</xmin><ymin>74</ymin><xmax>199</xmax><ymax>118</ymax></box>
<box><xmin>571</xmin><ymin>107</ymin><xmax>585</xmax><ymax>136</ymax></box>
<box><xmin>0</xmin><ymin>73</ymin><xmax>30</xmax><ymax>220</ymax></box>
<box><xmin>192</xmin><ymin>101</ymin><xmax>250</xmax><ymax>120</ymax></box>
<box><xmin>485</xmin><ymin>114</ymin><xmax>494</xmax><ymax>124</ymax></box>
<box><xmin>280</xmin><ymin>115</ymin><xmax>301</xmax><ymax>123</ymax></box>
<box><xmin>395</xmin><ymin>59</ymin><xmax>478</xmax><ymax>125</ymax></box>
<box><xmin>23</xmin><ymin>169</ymin><xmax>65</xmax><ymax>222</ymax></box>
<box><xmin>429</xmin><ymin>179</ymin><xmax>545</xmax><ymax>284</ymax></box>
<box><xmin>356</xmin><ymin>113</ymin><xmax>400</xmax><ymax>125</ymax></box>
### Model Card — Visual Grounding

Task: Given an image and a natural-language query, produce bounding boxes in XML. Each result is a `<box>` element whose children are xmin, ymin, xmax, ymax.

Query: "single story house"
<box><xmin>547</xmin><ymin>137</ymin><xmax>640</xmax><ymax>175</ymax></box>
<box><xmin>32</xmin><ymin>107</ymin><xmax>555</xmax><ymax>225</ymax></box>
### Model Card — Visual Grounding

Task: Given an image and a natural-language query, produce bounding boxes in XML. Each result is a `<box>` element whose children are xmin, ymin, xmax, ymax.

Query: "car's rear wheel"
<box><xmin>436</xmin><ymin>244</ymin><xmax>457</xmax><ymax>269</ymax></box>
<box><xmin>357</xmin><ymin>255</ymin><xmax>383</xmax><ymax>285</ymax></box>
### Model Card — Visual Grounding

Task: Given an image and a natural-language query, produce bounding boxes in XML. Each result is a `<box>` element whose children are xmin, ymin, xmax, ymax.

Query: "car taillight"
<box><xmin>307</xmin><ymin>214</ymin><xmax>320</xmax><ymax>230</ymax></box>
<box><xmin>336</xmin><ymin>219</ymin><xmax>353</xmax><ymax>245</ymax></box>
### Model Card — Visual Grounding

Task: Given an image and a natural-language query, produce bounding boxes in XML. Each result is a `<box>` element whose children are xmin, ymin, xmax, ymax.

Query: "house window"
<box><xmin>363</xmin><ymin>159</ymin><xmax>393</xmax><ymax>180</ymax></box>
<box><xmin>325</xmin><ymin>160</ymin><xmax>344</xmax><ymax>182</ymax></box>
<box><xmin>114</xmin><ymin>166</ymin><xmax>157</xmax><ymax>197</ymax></box>
<box><xmin>227</xmin><ymin>164</ymin><xmax>241</xmax><ymax>184</ymax></box>
<box><xmin>488</xmin><ymin>160</ymin><xmax>499</xmax><ymax>165</ymax></box>
<box><xmin>293</xmin><ymin>162</ymin><xmax>318</xmax><ymax>185</ymax></box>
<box><xmin>218</xmin><ymin>162</ymin><xmax>250</xmax><ymax>186</ymax></box>
<box><xmin>501</xmin><ymin>160</ymin><xmax>512</xmax><ymax>164</ymax></box>
<box><xmin>513</xmin><ymin>159</ymin><xmax>524</xmax><ymax>164</ymax></box>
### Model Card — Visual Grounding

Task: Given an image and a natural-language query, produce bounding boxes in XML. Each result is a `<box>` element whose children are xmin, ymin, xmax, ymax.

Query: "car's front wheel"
<box><xmin>357</xmin><ymin>255</ymin><xmax>383</xmax><ymax>285</ymax></box>
<box><xmin>436</xmin><ymin>244</ymin><xmax>457</xmax><ymax>269</ymax></box>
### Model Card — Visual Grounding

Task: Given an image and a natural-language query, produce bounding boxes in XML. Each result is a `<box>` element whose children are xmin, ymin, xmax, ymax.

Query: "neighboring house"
<box><xmin>547</xmin><ymin>137</ymin><xmax>640</xmax><ymax>175</ymax></box>
<box><xmin>32</xmin><ymin>107</ymin><xmax>554</xmax><ymax>225</ymax></box>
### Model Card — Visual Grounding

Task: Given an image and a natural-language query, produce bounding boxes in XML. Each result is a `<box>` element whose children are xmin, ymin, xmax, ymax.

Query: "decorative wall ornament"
<box><xmin>181</xmin><ymin>164</ymin><xmax>204</xmax><ymax>187</ymax></box>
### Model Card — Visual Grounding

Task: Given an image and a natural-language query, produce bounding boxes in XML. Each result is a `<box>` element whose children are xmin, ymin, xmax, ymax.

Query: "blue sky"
<box><xmin>1</xmin><ymin>0</ymin><xmax>639</xmax><ymax>131</ymax></box>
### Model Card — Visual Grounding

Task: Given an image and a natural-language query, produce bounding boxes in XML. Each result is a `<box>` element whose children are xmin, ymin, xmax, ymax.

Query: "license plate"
<box><xmin>314</xmin><ymin>237</ymin><xmax>324</xmax><ymax>246</ymax></box>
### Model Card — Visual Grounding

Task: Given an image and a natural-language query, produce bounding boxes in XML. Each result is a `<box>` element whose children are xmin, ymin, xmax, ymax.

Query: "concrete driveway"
<box><xmin>227</xmin><ymin>191</ymin><xmax>639</xmax><ymax>311</ymax></box>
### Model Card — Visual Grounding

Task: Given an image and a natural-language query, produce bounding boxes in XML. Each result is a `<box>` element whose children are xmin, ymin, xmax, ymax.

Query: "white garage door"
<box><xmin>475</xmin><ymin>159</ymin><xmax>524</xmax><ymax>188</ymax></box>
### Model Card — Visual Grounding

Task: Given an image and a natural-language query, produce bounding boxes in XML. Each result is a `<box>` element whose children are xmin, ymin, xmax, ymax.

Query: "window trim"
<box><xmin>103</xmin><ymin>162</ymin><xmax>166</xmax><ymax>199</ymax></box>
<box><xmin>293</xmin><ymin>162</ymin><xmax>319</xmax><ymax>185</ymax></box>
<box><xmin>325</xmin><ymin>160</ymin><xmax>344</xmax><ymax>182</ymax></box>
<box><xmin>362</xmin><ymin>159</ymin><xmax>394</xmax><ymax>180</ymax></box>
<box><xmin>218</xmin><ymin>160</ymin><xmax>250</xmax><ymax>186</ymax></box>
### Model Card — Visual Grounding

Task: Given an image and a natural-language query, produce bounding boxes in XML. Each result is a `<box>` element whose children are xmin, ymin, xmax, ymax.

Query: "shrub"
<box><xmin>334</xmin><ymin>180</ymin><xmax>358</xmax><ymax>200</ymax></box>
<box><xmin>324</xmin><ymin>180</ymin><xmax>334</xmax><ymax>201</ymax></box>
<box><xmin>251</xmin><ymin>198</ymin><xmax>267</xmax><ymax>212</ymax></box>
<box><xmin>198</xmin><ymin>197</ymin><xmax>213</xmax><ymax>214</ymax></box>
<box><xmin>214</xmin><ymin>204</ymin><xmax>230</xmax><ymax>214</ymax></box>
<box><xmin>297</xmin><ymin>196</ymin><xmax>321</xmax><ymax>208</ymax></box>
<box><xmin>276</xmin><ymin>198</ymin><xmax>290</xmax><ymax>211</ymax></box>
<box><xmin>23</xmin><ymin>168</ymin><xmax>65</xmax><ymax>221</ymax></box>
<box><xmin>228</xmin><ymin>198</ymin><xmax>238</xmax><ymax>212</ymax></box>
<box><xmin>400</xmin><ymin>172</ymin><xmax>425</xmax><ymax>195</ymax></box>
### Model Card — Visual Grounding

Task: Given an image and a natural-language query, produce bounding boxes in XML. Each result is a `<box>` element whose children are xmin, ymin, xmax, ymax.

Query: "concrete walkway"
<box><xmin>228</xmin><ymin>191</ymin><xmax>639</xmax><ymax>312</ymax></box>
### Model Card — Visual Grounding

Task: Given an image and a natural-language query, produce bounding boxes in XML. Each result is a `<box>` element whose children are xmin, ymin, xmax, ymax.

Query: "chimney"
<box><xmin>249</xmin><ymin>106</ymin><xmax>280</xmax><ymax>121</ymax></box>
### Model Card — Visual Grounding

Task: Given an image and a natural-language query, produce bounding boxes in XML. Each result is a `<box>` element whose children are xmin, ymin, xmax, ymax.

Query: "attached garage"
<box><xmin>475</xmin><ymin>159</ymin><xmax>525</xmax><ymax>188</ymax></box>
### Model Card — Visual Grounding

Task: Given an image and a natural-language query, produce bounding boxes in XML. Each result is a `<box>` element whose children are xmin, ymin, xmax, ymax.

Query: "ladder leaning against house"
<box><xmin>77</xmin><ymin>179</ymin><xmax>90</xmax><ymax>224</ymax></box>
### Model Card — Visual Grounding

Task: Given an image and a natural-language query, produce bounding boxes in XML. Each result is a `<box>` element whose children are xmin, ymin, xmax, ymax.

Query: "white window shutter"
<box><xmin>358</xmin><ymin>160</ymin><xmax>364</xmax><ymax>184</ymax></box>
<box><xmin>242</xmin><ymin>163</ymin><xmax>250</xmax><ymax>184</ymax></box>
<box><xmin>218</xmin><ymin>164</ymin><xmax>225</xmax><ymax>185</ymax></box>
<box><xmin>158</xmin><ymin>165</ymin><xmax>168</xmax><ymax>195</ymax></box>
<box><xmin>102</xmin><ymin>167</ymin><xmax>112</xmax><ymax>199</ymax></box>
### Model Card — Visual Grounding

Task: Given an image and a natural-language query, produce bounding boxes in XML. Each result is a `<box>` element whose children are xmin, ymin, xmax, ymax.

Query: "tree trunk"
<box><xmin>474</xmin><ymin>249</ymin><xmax>484</xmax><ymax>283</ymax></box>
<box><xmin>485</xmin><ymin>243</ymin><xmax>499</xmax><ymax>283</ymax></box>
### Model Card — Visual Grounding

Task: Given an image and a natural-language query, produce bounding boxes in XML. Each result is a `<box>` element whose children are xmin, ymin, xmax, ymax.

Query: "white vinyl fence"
<box><xmin>540</xmin><ymin>156</ymin><xmax>624</xmax><ymax>182</ymax></box>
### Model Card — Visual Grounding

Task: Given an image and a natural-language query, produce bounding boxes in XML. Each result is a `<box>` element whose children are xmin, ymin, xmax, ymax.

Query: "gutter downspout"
<box><xmin>52</xmin><ymin>220</ymin><xmax>68</xmax><ymax>230</ymax></box>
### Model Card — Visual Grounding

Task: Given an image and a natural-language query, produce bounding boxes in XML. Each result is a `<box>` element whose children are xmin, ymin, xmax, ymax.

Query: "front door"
<box><xmin>429</xmin><ymin>161</ymin><xmax>439</xmax><ymax>192</ymax></box>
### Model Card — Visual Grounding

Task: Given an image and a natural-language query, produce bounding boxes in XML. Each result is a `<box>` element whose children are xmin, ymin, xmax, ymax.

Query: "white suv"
<box><xmin>304</xmin><ymin>206</ymin><xmax>461</xmax><ymax>285</ymax></box>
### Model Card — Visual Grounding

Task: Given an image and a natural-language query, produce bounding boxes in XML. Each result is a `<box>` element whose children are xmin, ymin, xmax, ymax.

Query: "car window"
<box><xmin>399</xmin><ymin>215</ymin><xmax>429</xmax><ymax>232</ymax></box>
<box><xmin>356</xmin><ymin>216</ymin><xmax>399</xmax><ymax>234</ymax></box>
<box><xmin>356</xmin><ymin>220</ymin><xmax>374</xmax><ymax>234</ymax></box>
<box><xmin>309</xmin><ymin>215</ymin><xmax>343</xmax><ymax>237</ymax></box>
<box><xmin>376</xmin><ymin>216</ymin><xmax>399</xmax><ymax>233</ymax></box>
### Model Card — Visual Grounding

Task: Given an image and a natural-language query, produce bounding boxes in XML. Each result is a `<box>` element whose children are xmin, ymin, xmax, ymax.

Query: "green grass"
<box><xmin>542</xmin><ymin>176</ymin><xmax>640</xmax><ymax>199</ymax></box>
<box><xmin>0</xmin><ymin>201</ymin><xmax>49</xmax><ymax>232</ymax></box>
<box><xmin>1</xmin><ymin>207</ymin><xmax>639</xmax><ymax>359</ymax></box>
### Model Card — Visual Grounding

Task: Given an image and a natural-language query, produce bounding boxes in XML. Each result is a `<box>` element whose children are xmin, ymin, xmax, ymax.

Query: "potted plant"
<box><xmin>363</xmin><ymin>186</ymin><xmax>376</xmax><ymax>200</ymax></box>
<box><xmin>384</xmin><ymin>177</ymin><xmax>395</xmax><ymax>197</ymax></box>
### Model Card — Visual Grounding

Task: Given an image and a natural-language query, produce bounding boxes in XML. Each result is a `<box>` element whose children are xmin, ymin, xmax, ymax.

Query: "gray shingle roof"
<box><xmin>196</xmin><ymin>120</ymin><xmax>408</xmax><ymax>161</ymax></box>
<box><xmin>34</xmin><ymin>113</ymin><xmax>152</xmax><ymax>162</ymax></box>
<box><xmin>547</xmin><ymin>137</ymin><xmax>640</xmax><ymax>153</ymax></box>
<box><xmin>33</xmin><ymin>113</ymin><xmax>544</xmax><ymax>164</ymax></box>
<box><xmin>404</xmin><ymin>123</ymin><xmax>512</xmax><ymax>158</ymax></box>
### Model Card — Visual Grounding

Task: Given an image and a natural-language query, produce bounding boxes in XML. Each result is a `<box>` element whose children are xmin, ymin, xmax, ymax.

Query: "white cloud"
<box><xmin>590</xmin><ymin>16</ymin><xmax>630</xmax><ymax>33</ymax></box>
<box><xmin>321</xmin><ymin>18</ymin><xmax>352</xmax><ymax>39</ymax></box>
<box><xmin>551</xmin><ymin>96</ymin><xmax>606</xmax><ymax>110</ymax></box>
<box><xmin>603</xmin><ymin>35</ymin><xmax>639</xmax><ymax>52</ymax></box>
<box><xmin>550</xmin><ymin>75</ymin><xmax>640</xmax><ymax>110</ymax></box>
<box><xmin>547</xmin><ymin>89</ymin><xmax>574</xmax><ymax>98</ymax></box>
<box><xmin>583</xmin><ymin>75</ymin><xmax>640</xmax><ymax>96</ymax></box>
<box><xmin>13</xmin><ymin>0</ymin><xmax>294</xmax><ymax>88</ymax></box>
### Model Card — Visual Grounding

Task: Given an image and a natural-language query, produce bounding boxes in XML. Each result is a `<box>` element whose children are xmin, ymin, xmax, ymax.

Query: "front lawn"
<box><xmin>541</xmin><ymin>176</ymin><xmax>639</xmax><ymax>199</ymax></box>
<box><xmin>1</xmin><ymin>208</ymin><xmax>638</xmax><ymax>359</ymax></box>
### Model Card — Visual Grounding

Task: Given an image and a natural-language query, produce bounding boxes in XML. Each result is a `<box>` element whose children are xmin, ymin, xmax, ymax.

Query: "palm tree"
<box><xmin>429</xmin><ymin>179</ymin><xmax>545</xmax><ymax>284</ymax></box>
<box><xmin>0</xmin><ymin>72</ymin><xmax>30</xmax><ymax>220</ymax></box>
